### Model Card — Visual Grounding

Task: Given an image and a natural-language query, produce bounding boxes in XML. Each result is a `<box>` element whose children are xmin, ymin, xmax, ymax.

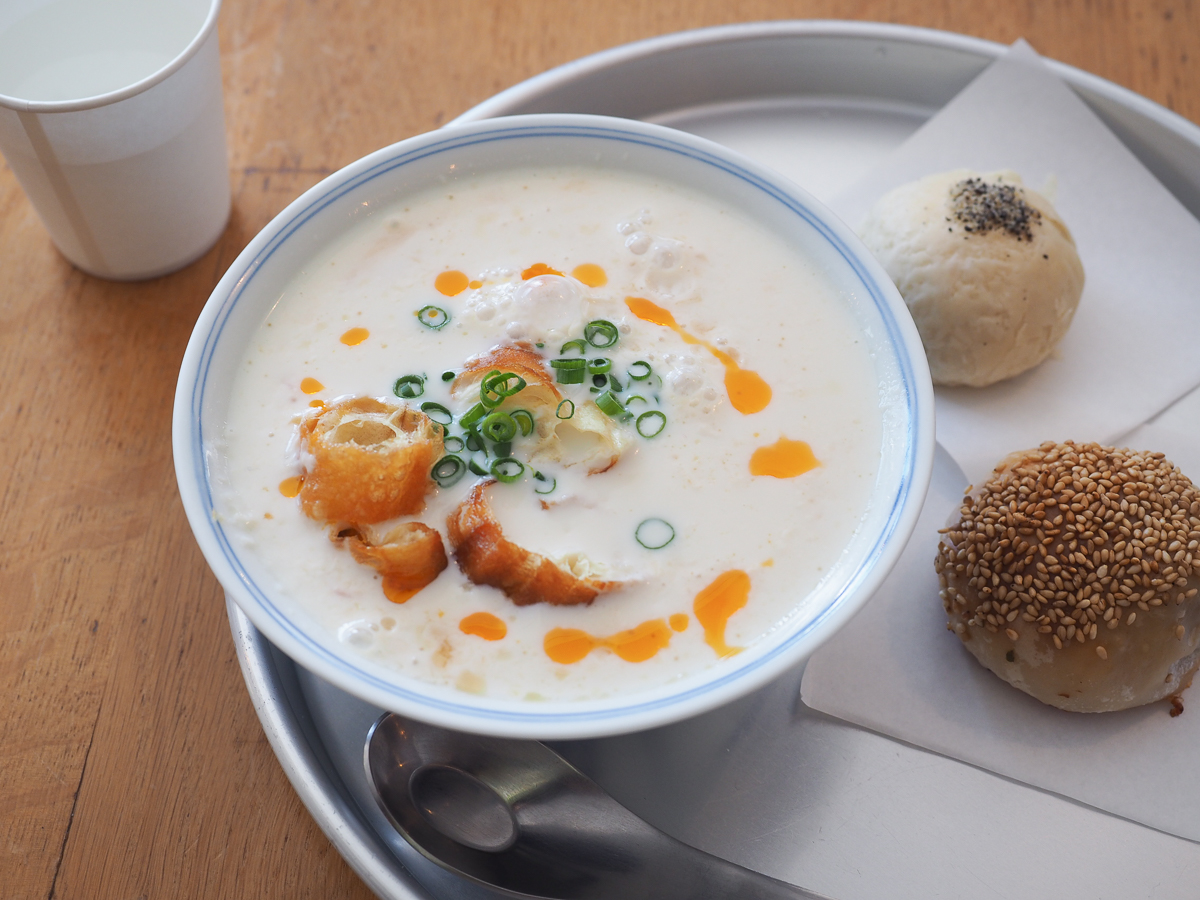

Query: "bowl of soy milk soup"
<box><xmin>174</xmin><ymin>114</ymin><xmax>934</xmax><ymax>739</ymax></box>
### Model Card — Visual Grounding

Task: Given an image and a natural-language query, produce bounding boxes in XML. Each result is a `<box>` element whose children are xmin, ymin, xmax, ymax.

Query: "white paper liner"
<box><xmin>802</xmin><ymin>443</ymin><xmax>1200</xmax><ymax>843</ymax></box>
<box><xmin>805</xmin><ymin>42</ymin><xmax>1200</xmax><ymax>842</ymax></box>
<box><xmin>828</xmin><ymin>40</ymin><xmax>1200</xmax><ymax>486</ymax></box>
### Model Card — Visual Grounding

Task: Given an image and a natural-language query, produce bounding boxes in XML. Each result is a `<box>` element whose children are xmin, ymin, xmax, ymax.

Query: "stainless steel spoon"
<box><xmin>365</xmin><ymin>712</ymin><xmax>831</xmax><ymax>899</ymax></box>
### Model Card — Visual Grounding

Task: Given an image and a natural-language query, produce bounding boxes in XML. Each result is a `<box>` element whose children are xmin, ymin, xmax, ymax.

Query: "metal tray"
<box><xmin>229</xmin><ymin>22</ymin><xmax>1200</xmax><ymax>900</ymax></box>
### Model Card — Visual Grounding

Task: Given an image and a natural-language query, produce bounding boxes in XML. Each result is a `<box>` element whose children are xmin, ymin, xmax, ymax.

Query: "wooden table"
<box><xmin>2</xmin><ymin>1</ymin><xmax>1196</xmax><ymax>897</ymax></box>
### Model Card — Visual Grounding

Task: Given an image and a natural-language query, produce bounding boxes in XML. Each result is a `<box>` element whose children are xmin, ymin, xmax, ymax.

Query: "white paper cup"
<box><xmin>0</xmin><ymin>0</ymin><xmax>230</xmax><ymax>280</ymax></box>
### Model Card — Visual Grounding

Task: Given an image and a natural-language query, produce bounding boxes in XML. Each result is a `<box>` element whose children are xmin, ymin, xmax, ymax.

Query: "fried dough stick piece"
<box><xmin>447</xmin><ymin>481</ymin><xmax>621</xmax><ymax>607</ymax></box>
<box><xmin>337</xmin><ymin>522</ymin><xmax>449</xmax><ymax>604</ymax></box>
<box><xmin>452</xmin><ymin>345</ymin><xmax>624</xmax><ymax>475</ymax></box>
<box><xmin>299</xmin><ymin>397</ymin><xmax>441</xmax><ymax>526</ymax></box>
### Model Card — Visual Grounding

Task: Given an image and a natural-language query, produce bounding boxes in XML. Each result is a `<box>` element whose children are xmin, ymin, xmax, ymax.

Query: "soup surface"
<box><xmin>214</xmin><ymin>166</ymin><xmax>883</xmax><ymax>701</ymax></box>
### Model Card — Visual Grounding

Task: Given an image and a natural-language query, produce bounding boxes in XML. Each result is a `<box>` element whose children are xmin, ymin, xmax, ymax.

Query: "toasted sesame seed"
<box><xmin>937</xmin><ymin>441</ymin><xmax>1200</xmax><ymax>650</ymax></box>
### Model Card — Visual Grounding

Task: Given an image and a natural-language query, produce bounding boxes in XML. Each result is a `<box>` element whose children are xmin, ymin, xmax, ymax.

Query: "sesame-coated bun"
<box><xmin>860</xmin><ymin>170</ymin><xmax>1084</xmax><ymax>387</ymax></box>
<box><xmin>936</xmin><ymin>442</ymin><xmax>1200</xmax><ymax>713</ymax></box>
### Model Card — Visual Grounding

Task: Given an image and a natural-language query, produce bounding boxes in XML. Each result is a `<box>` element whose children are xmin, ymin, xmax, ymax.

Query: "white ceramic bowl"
<box><xmin>173</xmin><ymin>114</ymin><xmax>934</xmax><ymax>739</ymax></box>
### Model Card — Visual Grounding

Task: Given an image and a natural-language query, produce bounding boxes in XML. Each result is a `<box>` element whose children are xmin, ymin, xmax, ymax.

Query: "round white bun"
<box><xmin>860</xmin><ymin>169</ymin><xmax>1084</xmax><ymax>387</ymax></box>
<box><xmin>936</xmin><ymin>441</ymin><xmax>1200</xmax><ymax>713</ymax></box>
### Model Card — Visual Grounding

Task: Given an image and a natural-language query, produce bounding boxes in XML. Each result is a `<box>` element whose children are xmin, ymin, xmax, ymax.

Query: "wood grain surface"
<box><xmin>1</xmin><ymin>1</ymin><xmax>1196</xmax><ymax>897</ymax></box>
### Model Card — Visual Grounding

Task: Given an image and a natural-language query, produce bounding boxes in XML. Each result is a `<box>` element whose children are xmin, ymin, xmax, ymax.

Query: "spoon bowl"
<box><xmin>365</xmin><ymin>711</ymin><xmax>829</xmax><ymax>899</ymax></box>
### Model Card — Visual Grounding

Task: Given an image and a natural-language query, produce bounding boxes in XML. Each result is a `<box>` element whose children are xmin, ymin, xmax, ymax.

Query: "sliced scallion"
<box><xmin>595</xmin><ymin>390</ymin><xmax>632</xmax><ymax>422</ymax></box>
<box><xmin>587</xmin><ymin>357</ymin><xmax>612</xmax><ymax>374</ymax></box>
<box><xmin>465</xmin><ymin>430</ymin><xmax>487</xmax><ymax>454</ymax></box>
<box><xmin>636</xmin><ymin>410</ymin><xmax>667</xmax><ymax>438</ymax></box>
<box><xmin>459</xmin><ymin>402</ymin><xmax>487</xmax><ymax>430</ymax></box>
<box><xmin>468</xmin><ymin>456</ymin><xmax>490</xmax><ymax>476</ymax></box>
<box><xmin>608</xmin><ymin>374</ymin><xmax>623</xmax><ymax>393</ymax></box>
<box><xmin>635</xmin><ymin>518</ymin><xmax>675</xmax><ymax>550</ymax></box>
<box><xmin>481</xmin><ymin>411</ymin><xmax>516</xmax><ymax>443</ymax></box>
<box><xmin>555</xmin><ymin>399</ymin><xmax>575</xmax><ymax>420</ymax></box>
<box><xmin>444</xmin><ymin>435</ymin><xmax>465</xmax><ymax>453</ymax></box>
<box><xmin>533</xmin><ymin>470</ymin><xmax>556</xmax><ymax>495</ymax></box>
<box><xmin>592</xmin><ymin>373</ymin><xmax>608</xmax><ymax>389</ymax></box>
<box><xmin>420</xmin><ymin>401</ymin><xmax>453</xmax><ymax>426</ymax></box>
<box><xmin>584</xmin><ymin>319</ymin><xmax>619</xmax><ymax>348</ymax></box>
<box><xmin>417</xmin><ymin>305</ymin><xmax>449</xmax><ymax>329</ymax></box>
<box><xmin>559</xmin><ymin>339</ymin><xmax>587</xmax><ymax>355</ymax></box>
<box><xmin>491</xmin><ymin>457</ymin><xmax>524</xmax><ymax>484</ymax></box>
<box><xmin>431</xmin><ymin>455</ymin><xmax>466</xmax><ymax>487</ymax></box>
<box><xmin>627</xmin><ymin>360</ymin><xmax>653</xmax><ymax>381</ymax></box>
<box><xmin>480</xmin><ymin>370</ymin><xmax>526</xmax><ymax>407</ymax></box>
<box><xmin>491</xmin><ymin>440</ymin><xmax>512</xmax><ymax>458</ymax></box>
<box><xmin>441</xmin><ymin>370</ymin><xmax>456</xmax><ymax>382</ymax></box>
<box><xmin>625</xmin><ymin>394</ymin><xmax>649</xmax><ymax>407</ymax></box>
<box><xmin>510</xmin><ymin>409</ymin><xmax>535</xmax><ymax>437</ymax></box>
<box><xmin>393</xmin><ymin>374</ymin><xmax>425</xmax><ymax>399</ymax></box>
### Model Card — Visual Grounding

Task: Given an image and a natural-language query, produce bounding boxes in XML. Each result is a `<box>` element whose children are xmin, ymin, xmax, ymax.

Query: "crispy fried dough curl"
<box><xmin>298</xmin><ymin>397</ymin><xmax>441</xmax><ymax>526</ymax></box>
<box><xmin>452</xmin><ymin>345</ymin><xmax>625</xmax><ymax>475</ymax></box>
<box><xmin>336</xmin><ymin>522</ymin><xmax>448</xmax><ymax>603</ymax></box>
<box><xmin>448</xmin><ymin>481</ymin><xmax>620</xmax><ymax>606</ymax></box>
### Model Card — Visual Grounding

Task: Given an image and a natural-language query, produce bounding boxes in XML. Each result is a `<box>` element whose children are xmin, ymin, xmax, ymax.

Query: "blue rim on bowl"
<box><xmin>173</xmin><ymin>114</ymin><xmax>935</xmax><ymax>739</ymax></box>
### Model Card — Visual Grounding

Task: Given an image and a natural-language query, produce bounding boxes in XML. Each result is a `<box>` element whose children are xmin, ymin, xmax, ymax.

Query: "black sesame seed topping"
<box><xmin>950</xmin><ymin>177</ymin><xmax>1042</xmax><ymax>242</ymax></box>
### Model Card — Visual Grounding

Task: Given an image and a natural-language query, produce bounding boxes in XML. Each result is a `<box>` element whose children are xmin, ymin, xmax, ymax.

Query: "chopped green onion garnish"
<box><xmin>393</xmin><ymin>374</ymin><xmax>425</xmax><ymax>399</ymax></box>
<box><xmin>592</xmin><ymin>373</ymin><xmax>608</xmax><ymax>389</ymax></box>
<box><xmin>635</xmin><ymin>518</ymin><xmax>675</xmax><ymax>550</ymax></box>
<box><xmin>491</xmin><ymin>440</ymin><xmax>512</xmax><ymax>458</ymax></box>
<box><xmin>625</xmin><ymin>394</ymin><xmax>649</xmax><ymax>407</ymax></box>
<box><xmin>560</xmin><ymin>339</ymin><xmax>587</xmax><ymax>355</ymax></box>
<box><xmin>441</xmin><ymin>370</ymin><xmax>456</xmax><ymax>382</ymax></box>
<box><xmin>595</xmin><ymin>390</ymin><xmax>632</xmax><ymax>422</ymax></box>
<box><xmin>459</xmin><ymin>402</ymin><xmax>487</xmax><ymax>430</ymax></box>
<box><xmin>511</xmin><ymin>409</ymin><xmax>535</xmax><ymax>437</ymax></box>
<box><xmin>555</xmin><ymin>399</ymin><xmax>575</xmax><ymax>420</ymax></box>
<box><xmin>481</xmin><ymin>411</ymin><xmax>517</xmax><ymax>443</ymax></box>
<box><xmin>480</xmin><ymin>370</ymin><xmax>527</xmax><ymax>407</ymax></box>
<box><xmin>444</xmin><ymin>435</ymin><xmax>465</xmax><ymax>453</ymax></box>
<box><xmin>636</xmin><ymin>410</ymin><xmax>667</xmax><ymax>438</ymax></box>
<box><xmin>468</xmin><ymin>456</ymin><xmax>490</xmax><ymax>476</ymax></box>
<box><xmin>465</xmin><ymin>430</ymin><xmax>487</xmax><ymax>454</ymax></box>
<box><xmin>585</xmin><ymin>319</ymin><xmax>619</xmax><ymax>348</ymax></box>
<box><xmin>608</xmin><ymin>374</ymin><xmax>623</xmax><ymax>393</ymax></box>
<box><xmin>420</xmin><ymin>401</ymin><xmax>453</xmax><ymax>426</ymax></box>
<box><xmin>587</xmin><ymin>358</ymin><xmax>612</xmax><ymax>374</ymax></box>
<box><xmin>533</xmin><ymin>470</ymin><xmax>556</xmax><ymax>495</ymax></box>
<box><xmin>431</xmin><ymin>455</ymin><xmax>466</xmax><ymax>487</ymax></box>
<box><xmin>417</xmin><ymin>305</ymin><xmax>449</xmax><ymax>329</ymax></box>
<box><xmin>550</xmin><ymin>357</ymin><xmax>586</xmax><ymax>384</ymax></box>
<box><xmin>491</xmin><ymin>457</ymin><xmax>524</xmax><ymax>483</ymax></box>
<box><xmin>627</xmin><ymin>360</ymin><xmax>653</xmax><ymax>381</ymax></box>
<box><xmin>535</xmin><ymin>342</ymin><xmax>545</xmax><ymax>348</ymax></box>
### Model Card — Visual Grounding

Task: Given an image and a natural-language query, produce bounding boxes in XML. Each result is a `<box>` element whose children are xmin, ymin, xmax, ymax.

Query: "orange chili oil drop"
<box><xmin>694</xmin><ymin>570</ymin><xmax>750</xmax><ymax>658</ymax></box>
<box><xmin>340</xmin><ymin>327</ymin><xmax>369</xmax><ymax>346</ymax></box>
<box><xmin>543</xmin><ymin>619</ymin><xmax>673</xmax><ymax>664</ymax></box>
<box><xmin>308</xmin><ymin>399</ymin><xmax>325</xmax><ymax>408</ymax></box>
<box><xmin>572</xmin><ymin>263</ymin><xmax>607</xmax><ymax>287</ymax></box>
<box><xmin>669</xmin><ymin>613</ymin><xmax>689</xmax><ymax>632</ymax></box>
<box><xmin>278</xmin><ymin>475</ymin><xmax>304</xmax><ymax>498</ymax></box>
<box><xmin>435</xmin><ymin>270</ymin><xmax>470</xmax><ymax>296</ymax></box>
<box><xmin>459</xmin><ymin>612</ymin><xmax>507</xmax><ymax>641</ymax></box>
<box><xmin>468</xmin><ymin>280</ymin><xmax>483</xmax><ymax>289</ymax></box>
<box><xmin>750</xmin><ymin>437</ymin><xmax>820</xmax><ymax>478</ymax></box>
<box><xmin>624</xmin><ymin>297</ymin><xmax>771</xmax><ymax>414</ymax></box>
<box><xmin>300</xmin><ymin>377</ymin><xmax>324</xmax><ymax>394</ymax></box>
<box><xmin>522</xmin><ymin>262</ymin><xmax>563</xmax><ymax>280</ymax></box>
